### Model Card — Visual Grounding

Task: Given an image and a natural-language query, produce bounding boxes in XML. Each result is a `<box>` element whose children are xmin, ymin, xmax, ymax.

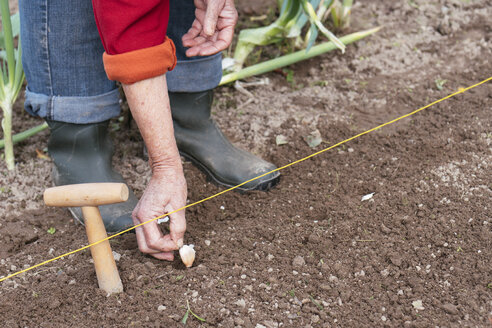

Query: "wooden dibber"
<box><xmin>44</xmin><ymin>183</ymin><xmax>128</xmax><ymax>294</ymax></box>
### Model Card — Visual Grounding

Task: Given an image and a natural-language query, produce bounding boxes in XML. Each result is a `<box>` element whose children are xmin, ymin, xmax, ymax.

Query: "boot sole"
<box><xmin>179</xmin><ymin>151</ymin><xmax>280</xmax><ymax>192</ymax></box>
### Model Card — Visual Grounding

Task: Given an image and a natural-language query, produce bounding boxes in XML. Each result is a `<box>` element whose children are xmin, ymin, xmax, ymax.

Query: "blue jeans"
<box><xmin>19</xmin><ymin>0</ymin><xmax>223</xmax><ymax>124</ymax></box>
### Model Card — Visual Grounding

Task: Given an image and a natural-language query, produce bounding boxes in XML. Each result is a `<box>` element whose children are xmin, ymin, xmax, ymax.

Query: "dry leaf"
<box><xmin>276</xmin><ymin>135</ymin><xmax>288</xmax><ymax>146</ymax></box>
<box><xmin>304</xmin><ymin>129</ymin><xmax>322</xmax><ymax>148</ymax></box>
<box><xmin>35</xmin><ymin>149</ymin><xmax>50</xmax><ymax>160</ymax></box>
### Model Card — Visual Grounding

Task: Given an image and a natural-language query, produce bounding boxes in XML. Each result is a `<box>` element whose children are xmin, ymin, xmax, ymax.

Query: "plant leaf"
<box><xmin>35</xmin><ymin>148</ymin><xmax>50</xmax><ymax>160</ymax></box>
<box><xmin>189</xmin><ymin>309</ymin><xmax>206</xmax><ymax>322</ymax></box>
<box><xmin>181</xmin><ymin>310</ymin><xmax>189</xmax><ymax>324</ymax></box>
<box><xmin>300</xmin><ymin>0</ymin><xmax>346</xmax><ymax>52</ymax></box>
<box><xmin>305</xmin><ymin>22</ymin><xmax>319</xmax><ymax>51</ymax></box>
<box><xmin>309</xmin><ymin>295</ymin><xmax>324</xmax><ymax>311</ymax></box>
<box><xmin>0</xmin><ymin>12</ymin><xmax>20</xmax><ymax>48</ymax></box>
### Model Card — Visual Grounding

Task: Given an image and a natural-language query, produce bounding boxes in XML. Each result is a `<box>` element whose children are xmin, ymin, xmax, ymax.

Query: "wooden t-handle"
<box><xmin>44</xmin><ymin>183</ymin><xmax>128</xmax><ymax>207</ymax></box>
<box><xmin>82</xmin><ymin>206</ymin><xmax>123</xmax><ymax>294</ymax></box>
<box><xmin>43</xmin><ymin>183</ymin><xmax>128</xmax><ymax>294</ymax></box>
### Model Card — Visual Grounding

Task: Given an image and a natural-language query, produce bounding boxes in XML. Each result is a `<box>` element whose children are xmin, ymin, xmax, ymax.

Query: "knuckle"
<box><xmin>138</xmin><ymin>245</ymin><xmax>150</xmax><ymax>254</ymax></box>
<box><xmin>147</xmin><ymin>240</ymin><xmax>161</xmax><ymax>250</ymax></box>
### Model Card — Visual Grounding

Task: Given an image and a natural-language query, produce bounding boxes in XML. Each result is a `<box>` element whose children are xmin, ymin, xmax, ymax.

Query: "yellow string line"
<box><xmin>1</xmin><ymin>76</ymin><xmax>490</xmax><ymax>284</ymax></box>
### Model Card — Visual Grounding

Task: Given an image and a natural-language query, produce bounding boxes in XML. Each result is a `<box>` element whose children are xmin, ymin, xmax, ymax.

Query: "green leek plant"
<box><xmin>0</xmin><ymin>0</ymin><xmax>24</xmax><ymax>170</ymax></box>
<box><xmin>220</xmin><ymin>27</ymin><xmax>380</xmax><ymax>85</ymax></box>
<box><xmin>331</xmin><ymin>0</ymin><xmax>353</xmax><ymax>29</ymax></box>
<box><xmin>229</xmin><ymin>0</ymin><xmax>353</xmax><ymax>71</ymax></box>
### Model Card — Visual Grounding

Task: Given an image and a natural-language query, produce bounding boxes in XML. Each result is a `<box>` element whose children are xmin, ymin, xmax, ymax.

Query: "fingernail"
<box><xmin>177</xmin><ymin>239</ymin><xmax>184</xmax><ymax>249</ymax></box>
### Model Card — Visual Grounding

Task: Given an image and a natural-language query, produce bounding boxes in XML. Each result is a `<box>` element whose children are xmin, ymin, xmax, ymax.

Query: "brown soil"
<box><xmin>1</xmin><ymin>0</ymin><xmax>491</xmax><ymax>327</ymax></box>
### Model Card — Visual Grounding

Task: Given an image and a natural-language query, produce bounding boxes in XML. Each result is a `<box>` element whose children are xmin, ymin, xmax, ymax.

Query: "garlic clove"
<box><xmin>179</xmin><ymin>245</ymin><xmax>195</xmax><ymax>268</ymax></box>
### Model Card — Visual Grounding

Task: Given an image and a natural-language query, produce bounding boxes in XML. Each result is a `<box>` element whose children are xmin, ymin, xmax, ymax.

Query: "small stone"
<box><xmin>157</xmin><ymin>305</ymin><xmax>166</xmax><ymax>311</ymax></box>
<box><xmin>112</xmin><ymin>251</ymin><xmax>121</xmax><ymax>262</ymax></box>
<box><xmin>204</xmin><ymin>240</ymin><xmax>211</xmax><ymax>246</ymax></box>
<box><xmin>441</xmin><ymin>303</ymin><xmax>458</xmax><ymax>315</ymax></box>
<box><xmin>381</xmin><ymin>315</ymin><xmax>387</xmax><ymax>322</ymax></box>
<box><xmin>412</xmin><ymin>300</ymin><xmax>424</xmax><ymax>310</ymax></box>
<box><xmin>381</xmin><ymin>223</ymin><xmax>391</xmax><ymax>234</ymax></box>
<box><xmin>48</xmin><ymin>299</ymin><xmax>61</xmax><ymax>309</ymax></box>
<box><xmin>169</xmin><ymin>314</ymin><xmax>181</xmax><ymax>322</ymax></box>
<box><xmin>144</xmin><ymin>261</ymin><xmax>155</xmax><ymax>270</ymax></box>
<box><xmin>263</xmin><ymin>320</ymin><xmax>279</xmax><ymax>328</ymax></box>
<box><xmin>235</xmin><ymin>299</ymin><xmax>246</xmax><ymax>308</ymax></box>
<box><xmin>266</xmin><ymin>254</ymin><xmax>275</xmax><ymax>261</ymax></box>
<box><xmin>308</xmin><ymin>233</ymin><xmax>320</xmax><ymax>244</ymax></box>
<box><xmin>328</xmin><ymin>275</ymin><xmax>339</xmax><ymax>283</ymax></box>
<box><xmin>311</xmin><ymin>315</ymin><xmax>320</xmax><ymax>323</ymax></box>
<box><xmin>292</xmin><ymin>256</ymin><xmax>305</xmax><ymax>267</ymax></box>
<box><xmin>235</xmin><ymin>318</ymin><xmax>245</xmax><ymax>325</ymax></box>
<box><xmin>241</xmin><ymin>274</ymin><xmax>247</xmax><ymax>279</ymax></box>
<box><xmin>191</xmin><ymin>291</ymin><xmax>198</xmax><ymax>298</ymax></box>
<box><xmin>390</xmin><ymin>256</ymin><xmax>402</xmax><ymax>267</ymax></box>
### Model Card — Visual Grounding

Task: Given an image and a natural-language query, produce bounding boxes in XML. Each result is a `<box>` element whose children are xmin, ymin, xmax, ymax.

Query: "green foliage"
<box><xmin>0</xmin><ymin>1</ymin><xmax>24</xmax><ymax>170</ymax></box>
<box><xmin>181</xmin><ymin>300</ymin><xmax>206</xmax><ymax>325</ymax></box>
<box><xmin>435</xmin><ymin>77</ymin><xmax>447</xmax><ymax>91</ymax></box>
<box><xmin>220</xmin><ymin>28</ymin><xmax>380</xmax><ymax>85</ymax></box>
<box><xmin>229</xmin><ymin>0</ymin><xmax>353</xmax><ymax>71</ymax></box>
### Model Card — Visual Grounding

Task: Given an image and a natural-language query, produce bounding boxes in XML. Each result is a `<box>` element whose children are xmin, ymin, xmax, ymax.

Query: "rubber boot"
<box><xmin>169</xmin><ymin>91</ymin><xmax>280</xmax><ymax>191</ymax></box>
<box><xmin>46</xmin><ymin>120</ymin><xmax>138</xmax><ymax>233</ymax></box>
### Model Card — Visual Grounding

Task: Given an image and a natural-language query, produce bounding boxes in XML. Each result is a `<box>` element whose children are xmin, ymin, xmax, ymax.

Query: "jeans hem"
<box><xmin>166</xmin><ymin>53</ymin><xmax>223</xmax><ymax>92</ymax></box>
<box><xmin>24</xmin><ymin>88</ymin><xmax>121</xmax><ymax>124</ymax></box>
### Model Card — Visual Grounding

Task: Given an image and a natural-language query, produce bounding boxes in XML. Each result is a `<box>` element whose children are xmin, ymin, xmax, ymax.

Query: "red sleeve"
<box><xmin>92</xmin><ymin>0</ymin><xmax>177</xmax><ymax>84</ymax></box>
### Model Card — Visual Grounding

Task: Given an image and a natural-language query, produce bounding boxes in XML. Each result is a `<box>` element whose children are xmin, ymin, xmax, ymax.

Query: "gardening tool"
<box><xmin>43</xmin><ymin>183</ymin><xmax>128</xmax><ymax>294</ymax></box>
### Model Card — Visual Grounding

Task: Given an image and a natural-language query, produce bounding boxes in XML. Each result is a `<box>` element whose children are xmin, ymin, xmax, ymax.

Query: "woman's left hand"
<box><xmin>182</xmin><ymin>0</ymin><xmax>238</xmax><ymax>57</ymax></box>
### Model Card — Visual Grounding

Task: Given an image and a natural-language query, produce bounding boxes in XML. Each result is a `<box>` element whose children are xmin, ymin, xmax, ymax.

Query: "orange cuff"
<box><xmin>102</xmin><ymin>37</ymin><xmax>177</xmax><ymax>84</ymax></box>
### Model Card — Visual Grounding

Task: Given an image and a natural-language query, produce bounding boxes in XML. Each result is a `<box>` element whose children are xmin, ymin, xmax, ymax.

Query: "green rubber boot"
<box><xmin>46</xmin><ymin>120</ymin><xmax>137</xmax><ymax>233</ymax></box>
<box><xmin>169</xmin><ymin>91</ymin><xmax>280</xmax><ymax>191</ymax></box>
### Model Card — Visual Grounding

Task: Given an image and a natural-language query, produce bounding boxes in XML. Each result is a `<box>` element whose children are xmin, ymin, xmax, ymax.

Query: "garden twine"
<box><xmin>1</xmin><ymin>76</ymin><xmax>491</xmax><ymax>284</ymax></box>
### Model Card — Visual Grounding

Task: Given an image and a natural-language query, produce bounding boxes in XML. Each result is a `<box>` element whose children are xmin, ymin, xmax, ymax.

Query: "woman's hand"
<box><xmin>122</xmin><ymin>74</ymin><xmax>187</xmax><ymax>261</ymax></box>
<box><xmin>132</xmin><ymin>168</ymin><xmax>187</xmax><ymax>260</ymax></box>
<box><xmin>182</xmin><ymin>0</ymin><xmax>238</xmax><ymax>57</ymax></box>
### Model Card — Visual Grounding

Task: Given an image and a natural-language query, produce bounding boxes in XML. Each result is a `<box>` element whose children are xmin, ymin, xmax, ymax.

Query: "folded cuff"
<box><xmin>24</xmin><ymin>88</ymin><xmax>121</xmax><ymax>124</ymax></box>
<box><xmin>103</xmin><ymin>37</ymin><xmax>177</xmax><ymax>84</ymax></box>
<box><xmin>166</xmin><ymin>53</ymin><xmax>223</xmax><ymax>92</ymax></box>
